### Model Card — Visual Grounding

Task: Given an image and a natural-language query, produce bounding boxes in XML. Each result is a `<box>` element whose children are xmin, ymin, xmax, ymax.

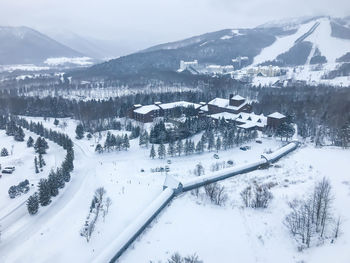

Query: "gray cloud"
<box><xmin>0</xmin><ymin>0</ymin><xmax>349</xmax><ymax>53</ymax></box>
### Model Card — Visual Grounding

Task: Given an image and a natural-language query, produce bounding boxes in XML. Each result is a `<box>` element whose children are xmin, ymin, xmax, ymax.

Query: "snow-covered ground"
<box><xmin>119</xmin><ymin>146</ymin><xmax>350</xmax><ymax>263</ymax></box>
<box><xmin>0</xmin><ymin>117</ymin><xmax>348</xmax><ymax>263</ymax></box>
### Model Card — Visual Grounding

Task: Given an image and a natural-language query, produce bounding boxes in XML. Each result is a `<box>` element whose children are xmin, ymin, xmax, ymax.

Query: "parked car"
<box><xmin>165</xmin><ymin>165</ymin><xmax>170</xmax><ymax>172</ymax></box>
<box><xmin>256</xmin><ymin>140</ymin><xmax>262</xmax><ymax>144</ymax></box>
<box><xmin>240</xmin><ymin>146</ymin><xmax>251</xmax><ymax>151</ymax></box>
<box><xmin>140</xmin><ymin>169</ymin><xmax>145</xmax><ymax>172</ymax></box>
<box><xmin>2</xmin><ymin>168</ymin><xmax>13</xmax><ymax>174</ymax></box>
<box><xmin>227</xmin><ymin>160</ymin><xmax>234</xmax><ymax>165</ymax></box>
<box><xmin>167</xmin><ymin>160</ymin><xmax>172</xmax><ymax>164</ymax></box>
<box><xmin>4</xmin><ymin>166</ymin><xmax>15</xmax><ymax>171</ymax></box>
<box><xmin>213</xmin><ymin>154</ymin><xmax>219</xmax><ymax>159</ymax></box>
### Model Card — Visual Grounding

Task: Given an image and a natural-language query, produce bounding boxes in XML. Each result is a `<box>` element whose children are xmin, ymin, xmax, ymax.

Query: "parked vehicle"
<box><xmin>256</xmin><ymin>140</ymin><xmax>262</xmax><ymax>144</ymax></box>
<box><xmin>227</xmin><ymin>160</ymin><xmax>234</xmax><ymax>165</ymax></box>
<box><xmin>165</xmin><ymin>165</ymin><xmax>170</xmax><ymax>172</ymax></box>
<box><xmin>4</xmin><ymin>166</ymin><xmax>15</xmax><ymax>171</ymax></box>
<box><xmin>213</xmin><ymin>154</ymin><xmax>219</xmax><ymax>159</ymax></box>
<box><xmin>167</xmin><ymin>160</ymin><xmax>172</xmax><ymax>164</ymax></box>
<box><xmin>240</xmin><ymin>146</ymin><xmax>251</xmax><ymax>151</ymax></box>
<box><xmin>2</xmin><ymin>168</ymin><xmax>13</xmax><ymax>174</ymax></box>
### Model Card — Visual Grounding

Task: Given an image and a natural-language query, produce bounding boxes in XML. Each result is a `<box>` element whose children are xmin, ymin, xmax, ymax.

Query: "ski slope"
<box><xmin>253</xmin><ymin>21</ymin><xmax>317</xmax><ymax>65</ymax></box>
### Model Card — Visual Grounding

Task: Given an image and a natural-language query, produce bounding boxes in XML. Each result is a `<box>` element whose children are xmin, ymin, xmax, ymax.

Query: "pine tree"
<box><xmin>195</xmin><ymin>140</ymin><xmax>203</xmax><ymax>153</ymax></box>
<box><xmin>34</xmin><ymin>137</ymin><xmax>49</xmax><ymax>154</ymax></box>
<box><xmin>158</xmin><ymin>143</ymin><xmax>166</xmax><ymax>159</ymax></box>
<box><xmin>184</xmin><ymin>139</ymin><xmax>190</xmax><ymax>155</ymax></box>
<box><xmin>95</xmin><ymin>144</ymin><xmax>103</xmax><ymax>153</ymax></box>
<box><xmin>27</xmin><ymin>136</ymin><xmax>34</xmax><ymax>148</ymax></box>
<box><xmin>56</xmin><ymin>168</ymin><xmax>65</xmax><ymax>189</ymax></box>
<box><xmin>216</xmin><ymin>137</ymin><xmax>222</xmax><ymax>152</ymax></box>
<box><xmin>1</xmin><ymin>147</ymin><xmax>9</xmax><ymax>157</ymax></box>
<box><xmin>38</xmin><ymin>153</ymin><xmax>46</xmax><ymax>168</ymax></box>
<box><xmin>14</xmin><ymin>127</ymin><xmax>25</xmax><ymax>141</ymax></box>
<box><xmin>207</xmin><ymin>130</ymin><xmax>215</xmax><ymax>151</ymax></box>
<box><xmin>38</xmin><ymin>179</ymin><xmax>51</xmax><ymax>206</ymax></box>
<box><xmin>48</xmin><ymin>170</ymin><xmax>59</xmax><ymax>197</ymax></box>
<box><xmin>167</xmin><ymin>141</ymin><xmax>175</xmax><ymax>157</ymax></box>
<box><xmin>150</xmin><ymin>144</ymin><xmax>156</xmax><ymax>159</ymax></box>
<box><xmin>189</xmin><ymin>140</ymin><xmax>195</xmax><ymax>155</ymax></box>
<box><xmin>122</xmin><ymin>134</ymin><xmax>130</xmax><ymax>150</ymax></box>
<box><xmin>75</xmin><ymin>124</ymin><xmax>84</xmax><ymax>139</ymax></box>
<box><xmin>54</xmin><ymin>119</ymin><xmax>59</xmax><ymax>126</ymax></box>
<box><xmin>27</xmin><ymin>193</ymin><xmax>39</xmax><ymax>215</ymax></box>
<box><xmin>176</xmin><ymin>140</ymin><xmax>183</xmax><ymax>156</ymax></box>
<box><xmin>34</xmin><ymin>156</ymin><xmax>39</xmax><ymax>173</ymax></box>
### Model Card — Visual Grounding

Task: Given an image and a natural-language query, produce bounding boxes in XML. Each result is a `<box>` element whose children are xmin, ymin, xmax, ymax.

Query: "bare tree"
<box><xmin>333</xmin><ymin>216</ymin><xmax>342</xmax><ymax>239</ymax></box>
<box><xmin>240</xmin><ymin>183</ymin><xmax>273</xmax><ymax>208</ymax></box>
<box><xmin>285</xmin><ymin>177</ymin><xmax>335</xmax><ymax>249</ymax></box>
<box><xmin>240</xmin><ymin>186</ymin><xmax>252</xmax><ymax>207</ymax></box>
<box><xmin>105</xmin><ymin>197</ymin><xmax>112</xmax><ymax>214</ymax></box>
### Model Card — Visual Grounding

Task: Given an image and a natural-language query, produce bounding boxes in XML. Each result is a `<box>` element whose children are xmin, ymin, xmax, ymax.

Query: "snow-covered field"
<box><xmin>119</xmin><ymin>146</ymin><xmax>350</xmax><ymax>263</ymax></box>
<box><xmin>0</xmin><ymin>117</ymin><xmax>348</xmax><ymax>263</ymax></box>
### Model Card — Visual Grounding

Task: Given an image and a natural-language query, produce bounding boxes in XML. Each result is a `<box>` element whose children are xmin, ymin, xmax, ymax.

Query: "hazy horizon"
<box><xmin>1</xmin><ymin>0</ymin><xmax>349</xmax><ymax>56</ymax></box>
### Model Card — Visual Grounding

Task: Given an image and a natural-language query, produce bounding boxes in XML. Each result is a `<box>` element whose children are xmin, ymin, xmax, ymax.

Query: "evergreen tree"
<box><xmin>54</xmin><ymin>119</ymin><xmax>59</xmax><ymax>126</ymax></box>
<box><xmin>216</xmin><ymin>137</ymin><xmax>222</xmax><ymax>152</ymax></box>
<box><xmin>195</xmin><ymin>140</ymin><xmax>203</xmax><ymax>153</ymax></box>
<box><xmin>95</xmin><ymin>144</ymin><xmax>103</xmax><ymax>154</ymax></box>
<box><xmin>184</xmin><ymin>139</ymin><xmax>190</xmax><ymax>155</ymax></box>
<box><xmin>1</xmin><ymin>147</ymin><xmax>9</xmax><ymax>157</ymax></box>
<box><xmin>150</xmin><ymin>144</ymin><xmax>156</xmax><ymax>159</ymax></box>
<box><xmin>38</xmin><ymin>179</ymin><xmax>51</xmax><ymax>206</ymax></box>
<box><xmin>14</xmin><ymin>127</ymin><xmax>25</xmax><ymax>141</ymax></box>
<box><xmin>167</xmin><ymin>141</ymin><xmax>175</xmax><ymax>157</ymax></box>
<box><xmin>158</xmin><ymin>143</ymin><xmax>166</xmax><ymax>159</ymax></box>
<box><xmin>122</xmin><ymin>134</ymin><xmax>130</xmax><ymax>150</ymax></box>
<box><xmin>34</xmin><ymin>156</ymin><xmax>39</xmax><ymax>173</ymax></box>
<box><xmin>38</xmin><ymin>153</ymin><xmax>46</xmax><ymax>168</ymax></box>
<box><xmin>189</xmin><ymin>140</ymin><xmax>195</xmax><ymax>155</ymax></box>
<box><xmin>207</xmin><ymin>130</ymin><xmax>215</xmax><ymax>151</ymax></box>
<box><xmin>75</xmin><ymin>124</ymin><xmax>84</xmax><ymax>139</ymax></box>
<box><xmin>27</xmin><ymin>136</ymin><xmax>34</xmax><ymax>147</ymax></box>
<box><xmin>27</xmin><ymin>193</ymin><xmax>39</xmax><ymax>215</ymax></box>
<box><xmin>48</xmin><ymin>170</ymin><xmax>59</xmax><ymax>197</ymax></box>
<box><xmin>62</xmin><ymin>170</ymin><xmax>71</xmax><ymax>183</ymax></box>
<box><xmin>176</xmin><ymin>140</ymin><xmax>183</xmax><ymax>156</ymax></box>
<box><xmin>34</xmin><ymin>137</ymin><xmax>49</xmax><ymax>154</ymax></box>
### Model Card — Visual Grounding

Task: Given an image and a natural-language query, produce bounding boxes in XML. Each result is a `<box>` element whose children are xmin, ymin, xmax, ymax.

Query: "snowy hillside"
<box><xmin>254</xmin><ymin>17</ymin><xmax>350</xmax><ymax>65</ymax></box>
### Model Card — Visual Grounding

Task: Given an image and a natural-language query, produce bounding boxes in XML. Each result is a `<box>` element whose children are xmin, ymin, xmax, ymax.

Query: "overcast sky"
<box><xmin>1</xmin><ymin>0</ymin><xmax>349</xmax><ymax>51</ymax></box>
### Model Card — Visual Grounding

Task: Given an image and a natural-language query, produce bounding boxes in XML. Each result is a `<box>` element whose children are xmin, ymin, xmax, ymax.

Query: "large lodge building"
<box><xmin>128</xmin><ymin>95</ymin><xmax>286</xmax><ymax>131</ymax></box>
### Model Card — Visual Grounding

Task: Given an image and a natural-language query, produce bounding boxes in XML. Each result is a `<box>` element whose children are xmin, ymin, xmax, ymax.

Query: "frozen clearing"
<box><xmin>119</xmin><ymin>146</ymin><xmax>350</xmax><ymax>263</ymax></box>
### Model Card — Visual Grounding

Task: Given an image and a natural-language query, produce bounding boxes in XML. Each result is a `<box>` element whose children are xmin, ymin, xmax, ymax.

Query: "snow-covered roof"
<box><xmin>268</xmin><ymin>112</ymin><xmax>286</xmax><ymax>119</ymax></box>
<box><xmin>231</xmin><ymin>95</ymin><xmax>245</xmax><ymax>100</ymax></box>
<box><xmin>199</xmin><ymin>105</ymin><xmax>209</xmax><ymax>112</ymax></box>
<box><xmin>208</xmin><ymin>97</ymin><xmax>247</xmax><ymax>111</ymax></box>
<box><xmin>237</xmin><ymin>122</ymin><xmax>258</xmax><ymax>129</ymax></box>
<box><xmin>134</xmin><ymin>105</ymin><xmax>160</xmax><ymax>114</ymax></box>
<box><xmin>209</xmin><ymin>112</ymin><xmax>238</xmax><ymax>121</ymax></box>
<box><xmin>159</xmin><ymin>101</ymin><xmax>201</xmax><ymax>110</ymax></box>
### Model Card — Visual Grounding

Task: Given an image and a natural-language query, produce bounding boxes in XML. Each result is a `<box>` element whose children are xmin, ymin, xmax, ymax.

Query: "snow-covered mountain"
<box><xmin>70</xmin><ymin>16</ymin><xmax>350</xmax><ymax>84</ymax></box>
<box><xmin>0</xmin><ymin>26</ymin><xmax>85</xmax><ymax>65</ymax></box>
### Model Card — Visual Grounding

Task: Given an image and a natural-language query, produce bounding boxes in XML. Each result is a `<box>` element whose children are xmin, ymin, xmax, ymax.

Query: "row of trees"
<box><xmin>95</xmin><ymin>132</ymin><xmax>130</xmax><ymax>153</ymax></box>
<box><xmin>149</xmin><ymin>128</ymin><xmax>258</xmax><ymax>159</ymax></box>
<box><xmin>1</xmin><ymin>117</ymin><xmax>75</xmax><ymax>215</ymax></box>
